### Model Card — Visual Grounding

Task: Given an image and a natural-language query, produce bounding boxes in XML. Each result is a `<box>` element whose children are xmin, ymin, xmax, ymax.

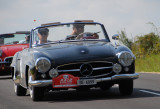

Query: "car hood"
<box><xmin>0</xmin><ymin>44</ymin><xmax>29</xmax><ymax>60</ymax></box>
<box><xmin>34</xmin><ymin>41</ymin><xmax>116</xmax><ymax>65</ymax></box>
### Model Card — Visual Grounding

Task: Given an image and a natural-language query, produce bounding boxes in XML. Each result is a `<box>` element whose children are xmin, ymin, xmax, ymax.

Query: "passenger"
<box><xmin>19</xmin><ymin>35</ymin><xmax>30</xmax><ymax>44</ymax></box>
<box><xmin>0</xmin><ymin>38</ymin><xmax>4</xmax><ymax>45</ymax></box>
<box><xmin>37</xmin><ymin>28</ymin><xmax>49</xmax><ymax>44</ymax></box>
<box><xmin>25</xmin><ymin>35</ymin><xmax>30</xmax><ymax>43</ymax></box>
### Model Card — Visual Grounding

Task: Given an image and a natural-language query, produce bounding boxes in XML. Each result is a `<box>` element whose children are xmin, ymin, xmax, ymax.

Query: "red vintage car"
<box><xmin>0</xmin><ymin>31</ymin><xmax>30</xmax><ymax>75</ymax></box>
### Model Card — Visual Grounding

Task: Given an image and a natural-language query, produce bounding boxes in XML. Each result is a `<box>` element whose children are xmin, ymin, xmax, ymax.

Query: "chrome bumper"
<box><xmin>28</xmin><ymin>73</ymin><xmax>139</xmax><ymax>87</ymax></box>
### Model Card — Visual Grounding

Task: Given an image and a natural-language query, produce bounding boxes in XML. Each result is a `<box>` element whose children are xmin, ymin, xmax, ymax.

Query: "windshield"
<box><xmin>32</xmin><ymin>23</ymin><xmax>109</xmax><ymax>46</ymax></box>
<box><xmin>0</xmin><ymin>33</ymin><xmax>30</xmax><ymax>45</ymax></box>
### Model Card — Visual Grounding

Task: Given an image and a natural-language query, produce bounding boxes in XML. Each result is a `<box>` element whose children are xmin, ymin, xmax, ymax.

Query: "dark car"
<box><xmin>11</xmin><ymin>20</ymin><xmax>139</xmax><ymax>101</ymax></box>
<box><xmin>0</xmin><ymin>31</ymin><xmax>30</xmax><ymax>75</ymax></box>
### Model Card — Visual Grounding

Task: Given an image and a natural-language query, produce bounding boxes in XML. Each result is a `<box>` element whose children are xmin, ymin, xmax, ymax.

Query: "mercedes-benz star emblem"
<box><xmin>80</xmin><ymin>64</ymin><xmax>93</xmax><ymax>77</ymax></box>
<box><xmin>81</xmin><ymin>50</ymin><xmax>85</xmax><ymax>53</ymax></box>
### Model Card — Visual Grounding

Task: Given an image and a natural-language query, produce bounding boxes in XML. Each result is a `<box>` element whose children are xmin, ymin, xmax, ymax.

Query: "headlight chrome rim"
<box><xmin>117</xmin><ymin>51</ymin><xmax>135</xmax><ymax>67</ymax></box>
<box><xmin>35</xmin><ymin>57</ymin><xmax>51</xmax><ymax>73</ymax></box>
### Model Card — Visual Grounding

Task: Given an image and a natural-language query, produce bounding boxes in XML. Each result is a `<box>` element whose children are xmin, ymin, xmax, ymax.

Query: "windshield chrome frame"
<box><xmin>30</xmin><ymin>22</ymin><xmax>110</xmax><ymax>48</ymax></box>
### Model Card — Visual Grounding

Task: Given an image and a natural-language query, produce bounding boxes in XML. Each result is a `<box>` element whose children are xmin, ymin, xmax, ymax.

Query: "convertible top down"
<box><xmin>11</xmin><ymin>20</ymin><xmax>139</xmax><ymax>101</ymax></box>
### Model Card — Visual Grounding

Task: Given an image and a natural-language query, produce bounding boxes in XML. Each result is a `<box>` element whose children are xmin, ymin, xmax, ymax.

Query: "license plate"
<box><xmin>77</xmin><ymin>79</ymin><xmax>97</xmax><ymax>85</ymax></box>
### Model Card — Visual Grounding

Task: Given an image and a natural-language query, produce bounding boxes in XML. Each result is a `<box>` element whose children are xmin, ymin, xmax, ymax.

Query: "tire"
<box><xmin>119</xmin><ymin>80</ymin><xmax>133</xmax><ymax>96</ymax></box>
<box><xmin>14</xmin><ymin>83</ymin><xmax>27</xmax><ymax>96</ymax></box>
<box><xmin>29</xmin><ymin>86</ymin><xmax>44</xmax><ymax>101</ymax></box>
<box><xmin>28</xmin><ymin>70</ymin><xmax>44</xmax><ymax>101</ymax></box>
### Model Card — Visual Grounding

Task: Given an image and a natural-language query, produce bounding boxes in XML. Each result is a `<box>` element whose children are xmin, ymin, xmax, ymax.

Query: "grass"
<box><xmin>135</xmin><ymin>54</ymin><xmax>160</xmax><ymax>72</ymax></box>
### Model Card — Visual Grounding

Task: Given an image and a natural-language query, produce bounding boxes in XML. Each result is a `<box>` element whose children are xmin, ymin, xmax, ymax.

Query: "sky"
<box><xmin>0</xmin><ymin>0</ymin><xmax>160</xmax><ymax>40</ymax></box>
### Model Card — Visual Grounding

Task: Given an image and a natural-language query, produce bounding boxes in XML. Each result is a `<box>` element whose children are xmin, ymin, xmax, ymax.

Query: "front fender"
<box><xmin>11</xmin><ymin>52</ymin><xmax>21</xmax><ymax>83</ymax></box>
<box><xmin>115</xmin><ymin>45</ymin><xmax>134</xmax><ymax>55</ymax></box>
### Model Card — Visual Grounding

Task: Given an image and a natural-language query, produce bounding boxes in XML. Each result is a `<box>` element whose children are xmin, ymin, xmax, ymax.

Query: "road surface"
<box><xmin>0</xmin><ymin>73</ymin><xmax>160</xmax><ymax>109</ymax></box>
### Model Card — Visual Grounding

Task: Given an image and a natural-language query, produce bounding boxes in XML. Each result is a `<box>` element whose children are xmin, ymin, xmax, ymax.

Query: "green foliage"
<box><xmin>132</xmin><ymin>33</ymin><xmax>160</xmax><ymax>57</ymax></box>
<box><xmin>118</xmin><ymin>22</ymin><xmax>160</xmax><ymax>72</ymax></box>
<box><xmin>135</xmin><ymin>54</ymin><xmax>160</xmax><ymax>72</ymax></box>
<box><xmin>118</xmin><ymin>30</ymin><xmax>133</xmax><ymax>49</ymax></box>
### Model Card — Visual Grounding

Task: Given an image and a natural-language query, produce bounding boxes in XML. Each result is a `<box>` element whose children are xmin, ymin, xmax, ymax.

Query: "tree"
<box><xmin>118</xmin><ymin>29</ymin><xmax>133</xmax><ymax>50</ymax></box>
<box><xmin>133</xmin><ymin>32</ymin><xmax>160</xmax><ymax>56</ymax></box>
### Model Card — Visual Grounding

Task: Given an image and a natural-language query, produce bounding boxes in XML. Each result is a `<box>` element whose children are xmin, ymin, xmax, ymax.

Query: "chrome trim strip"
<box><xmin>93</xmin><ymin>66</ymin><xmax>113</xmax><ymax>70</ymax></box>
<box><xmin>28</xmin><ymin>76</ymin><xmax>52</xmax><ymax>87</ymax></box>
<box><xmin>57</xmin><ymin>61</ymin><xmax>113</xmax><ymax>69</ymax></box>
<box><xmin>58</xmin><ymin>69</ymin><xmax>80</xmax><ymax>72</ymax></box>
<box><xmin>53</xmin><ymin>84</ymin><xmax>77</xmax><ymax>87</ymax></box>
<box><xmin>28</xmin><ymin>73</ymin><xmax>139</xmax><ymax>87</ymax></box>
<box><xmin>0</xmin><ymin>61</ymin><xmax>11</xmax><ymax>64</ymax></box>
<box><xmin>58</xmin><ymin>66</ymin><xmax>113</xmax><ymax>73</ymax></box>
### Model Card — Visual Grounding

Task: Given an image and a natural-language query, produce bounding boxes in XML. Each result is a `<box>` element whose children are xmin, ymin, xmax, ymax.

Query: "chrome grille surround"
<box><xmin>0</xmin><ymin>58</ymin><xmax>2</xmax><ymax>67</ymax></box>
<box><xmin>4</xmin><ymin>57</ymin><xmax>13</xmax><ymax>66</ymax></box>
<box><xmin>57</xmin><ymin>61</ymin><xmax>113</xmax><ymax>78</ymax></box>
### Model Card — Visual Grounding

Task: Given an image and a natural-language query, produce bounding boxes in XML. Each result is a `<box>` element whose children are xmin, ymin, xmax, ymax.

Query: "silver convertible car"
<box><xmin>11</xmin><ymin>20</ymin><xmax>139</xmax><ymax>101</ymax></box>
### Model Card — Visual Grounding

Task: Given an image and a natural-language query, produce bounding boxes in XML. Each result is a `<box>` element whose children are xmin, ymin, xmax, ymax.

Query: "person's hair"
<box><xmin>73</xmin><ymin>24</ymin><xmax>85</xmax><ymax>28</ymax></box>
<box><xmin>26</xmin><ymin>35</ymin><xmax>30</xmax><ymax>38</ymax></box>
<box><xmin>38</xmin><ymin>28</ymin><xmax>49</xmax><ymax>35</ymax></box>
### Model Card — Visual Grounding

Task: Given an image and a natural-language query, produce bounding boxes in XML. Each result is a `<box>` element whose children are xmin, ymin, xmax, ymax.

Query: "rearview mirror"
<box><xmin>112</xmin><ymin>34</ymin><xmax>119</xmax><ymax>40</ymax></box>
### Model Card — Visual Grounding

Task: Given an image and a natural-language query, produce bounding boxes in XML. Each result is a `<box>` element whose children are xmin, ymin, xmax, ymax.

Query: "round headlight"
<box><xmin>35</xmin><ymin>57</ymin><xmax>51</xmax><ymax>73</ymax></box>
<box><xmin>117</xmin><ymin>51</ymin><xmax>134</xmax><ymax>66</ymax></box>
<box><xmin>49</xmin><ymin>68</ymin><xmax>59</xmax><ymax>78</ymax></box>
<box><xmin>113</xmin><ymin>63</ymin><xmax>122</xmax><ymax>74</ymax></box>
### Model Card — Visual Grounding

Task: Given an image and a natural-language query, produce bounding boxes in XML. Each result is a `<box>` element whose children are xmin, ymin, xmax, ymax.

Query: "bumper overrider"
<box><xmin>28</xmin><ymin>73</ymin><xmax>139</xmax><ymax>87</ymax></box>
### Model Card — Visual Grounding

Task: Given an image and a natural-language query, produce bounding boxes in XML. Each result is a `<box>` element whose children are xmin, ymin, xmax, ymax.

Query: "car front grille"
<box><xmin>57</xmin><ymin>61</ymin><xmax>113</xmax><ymax>78</ymax></box>
<box><xmin>4</xmin><ymin>57</ymin><xmax>13</xmax><ymax>66</ymax></box>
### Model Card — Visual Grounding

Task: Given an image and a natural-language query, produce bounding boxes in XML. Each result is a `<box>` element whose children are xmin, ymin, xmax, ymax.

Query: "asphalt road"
<box><xmin>0</xmin><ymin>73</ymin><xmax>160</xmax><ymax>109</ymax></box>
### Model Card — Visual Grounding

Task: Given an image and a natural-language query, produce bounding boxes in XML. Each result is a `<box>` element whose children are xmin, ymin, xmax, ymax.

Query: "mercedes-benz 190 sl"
<box><xmin>11</xmin><ymin>20</ymin><xmax>139</xmax><ymax>101</ymax></box>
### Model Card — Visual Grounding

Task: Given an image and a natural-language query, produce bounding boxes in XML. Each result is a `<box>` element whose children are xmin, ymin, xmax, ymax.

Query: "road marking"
<box><xmin>139</xmin><ymin>90</ymin><xmax>160</xmax><ymax>96</ymax></box>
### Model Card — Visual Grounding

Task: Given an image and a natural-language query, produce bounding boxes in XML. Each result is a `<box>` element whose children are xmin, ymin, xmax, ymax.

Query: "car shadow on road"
<box><xmin>42</xmin><ymin>87</ymin><xmax>160</xmax><ymax>103</ymax></box>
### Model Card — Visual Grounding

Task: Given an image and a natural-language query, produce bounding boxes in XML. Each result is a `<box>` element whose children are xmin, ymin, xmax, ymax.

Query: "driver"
<box><xmin>72</xmin><ymin>24</ymin><xmax>84</xmax><ymax>36</ymax></box>
<box><xmin>66</xmin><ymin>24</ymin><xmax>99</xmax><ymax>40</ymax></box>
<box><xmin>66</xmin><ymin>24</ymin><xmax>84</xmax><ymax>40</ymax></box>
<box><xmin>37</xmin><ymin>28</ymin><xmax>49</xmax><ymax>44</ymax></box>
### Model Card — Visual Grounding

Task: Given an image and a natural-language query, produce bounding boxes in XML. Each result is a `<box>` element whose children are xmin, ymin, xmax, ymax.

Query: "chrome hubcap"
<box><xmin>29</xmin><ymin>86</ymin><xmax>33</xmax><ymax>98</ymax></box>
<box><xmin>14</xmin><ymin>83</ymin><xmax>17</xmax><ymax>93</ymax></box>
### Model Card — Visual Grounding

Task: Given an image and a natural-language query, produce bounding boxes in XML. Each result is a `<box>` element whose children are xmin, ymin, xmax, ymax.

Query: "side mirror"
<box><xmin>112</xmin><ymin>34</ymin><xmax>119</xmax><ymax>40</ymax></box>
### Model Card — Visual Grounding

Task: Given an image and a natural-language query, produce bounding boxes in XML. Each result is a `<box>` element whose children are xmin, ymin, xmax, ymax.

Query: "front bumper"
<box><xmin>28</xmin><ymin>73</ymin><xmax>139</xmax><ymax>87</ymax></box>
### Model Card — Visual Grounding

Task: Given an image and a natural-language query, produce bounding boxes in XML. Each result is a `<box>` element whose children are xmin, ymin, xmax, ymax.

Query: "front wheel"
<box><xmin>14</xmin><ymin>83</ymin><xmax>27</xmax><ymax>96</ymax></box>
<box><xmin>119</xmin><ymin>80</ymin><xmax>133</xmax><ymax>96</ymax></box>
<box><xmin>29</xmin><ymin>86</ymin><xmax>44</xmax><ymax>101</ymax></box>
